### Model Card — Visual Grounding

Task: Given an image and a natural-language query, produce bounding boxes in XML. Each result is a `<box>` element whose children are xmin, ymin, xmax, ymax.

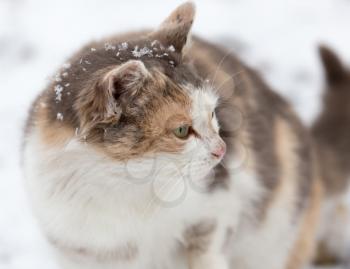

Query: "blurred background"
<box><xmin>0</xmin><ymin>0</ymin><xmax>350</xmax><ymax>268</ymax></box>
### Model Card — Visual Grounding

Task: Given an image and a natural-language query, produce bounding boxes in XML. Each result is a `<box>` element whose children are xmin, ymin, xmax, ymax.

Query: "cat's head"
<box><xmin>73</xmin><ymin>2</ymin><xmax>226</xmax><ymax>187</ymax></box>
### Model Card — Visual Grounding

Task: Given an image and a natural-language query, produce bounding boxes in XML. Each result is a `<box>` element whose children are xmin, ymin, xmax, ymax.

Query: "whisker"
<box><xmin>210</xmin><ymin>47</ymin><xmax>238</xmax><ymax>88</ymax></box>
<box><xmin>218</xmin><ymin>161</ymin><xmax>227</xmax><ymax>170</ymax></box>
<box><xmin>215</xmin><ymin>70</ymin><xmax>245</xmax><ymax>94</ymax></box>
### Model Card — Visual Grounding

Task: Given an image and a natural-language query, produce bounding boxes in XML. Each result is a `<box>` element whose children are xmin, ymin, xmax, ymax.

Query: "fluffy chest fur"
<box><xmin>23</xmin><ymin>129</ymin><xmax>261</xmax><ymax>269</ymax></box>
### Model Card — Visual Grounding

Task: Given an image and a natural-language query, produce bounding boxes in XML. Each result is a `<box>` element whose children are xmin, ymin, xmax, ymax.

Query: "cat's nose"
<box><xmin>211</xmin><ymin>142</ymin><xmax>226</xmax><ymax>159</ymax></box>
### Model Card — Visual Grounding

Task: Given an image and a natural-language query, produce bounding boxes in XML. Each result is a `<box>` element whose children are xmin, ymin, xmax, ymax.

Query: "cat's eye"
<box><xmin>173</xmin><ymin>125</ymin><xmax>190</xmax><ymax>139</ymax></box>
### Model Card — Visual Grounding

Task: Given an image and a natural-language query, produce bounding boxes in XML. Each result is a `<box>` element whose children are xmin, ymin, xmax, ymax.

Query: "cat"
<box><xmin>312</xmin><ymin>45</ymin><xmax>350</xmax><ymax>266</ymax></box>
<box><xmin>21</xmin><ymin>2</ymin><xmax>349</xmax><ymax>269</ymax></box>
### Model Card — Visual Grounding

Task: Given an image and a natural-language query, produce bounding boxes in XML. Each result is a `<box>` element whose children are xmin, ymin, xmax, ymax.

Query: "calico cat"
<box><xmin>312</xmin><ymin>46</ymin><xmax>350</xmax><ymax>266</ymax></box>
<box><xmin>22</xmin><ymin>2</ymin><xmax>348</xmax><ymax>269</ymax></box>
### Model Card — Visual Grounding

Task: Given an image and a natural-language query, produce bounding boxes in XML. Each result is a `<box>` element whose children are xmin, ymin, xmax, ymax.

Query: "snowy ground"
<box><xmin>1</xmin><ymin>0</ymin><xmax>350</xmax><ymax>268</ymax></box>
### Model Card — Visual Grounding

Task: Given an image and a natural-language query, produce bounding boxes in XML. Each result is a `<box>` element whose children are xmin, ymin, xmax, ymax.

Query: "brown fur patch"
<box><xmin>269</xmin><ymin>118</ymin><xmax>299</xmax><ymax>211</ymax></box>
<box><xmin>25</xmin><ymin>99</ymin><xmax>75</xmax><ymax>147</ymax></box>
<box><xmin>184</xmin><ymin>220</ymin><xmax>217</xmax><ymax>254</ymax></box>
<box><xmin>314</xmin><ymin>240</ymin><xmax>341</xmax><ymax>266</ymax></box>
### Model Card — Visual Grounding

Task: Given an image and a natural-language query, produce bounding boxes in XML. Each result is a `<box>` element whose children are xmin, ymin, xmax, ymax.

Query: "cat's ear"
<box><xmin>319</xmin><ymin>45</ymin><xmax>347</xmax><ymax>85</ymax></box>
<box><xmin>151</xmin><ymin>2</ymin><xmax>196</xmax><ymax>53</ymax></box>
<box><xmin>76</xmin><ymin>60</ymin><xmax>149</xmax><ymax>133</ymax></box>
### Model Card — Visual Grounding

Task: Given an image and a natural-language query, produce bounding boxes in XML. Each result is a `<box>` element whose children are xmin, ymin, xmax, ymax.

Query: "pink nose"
<box><xmin>211</xmin><ymin>143</ymin><xmax>226</xmax><ymax>159</ymax></box>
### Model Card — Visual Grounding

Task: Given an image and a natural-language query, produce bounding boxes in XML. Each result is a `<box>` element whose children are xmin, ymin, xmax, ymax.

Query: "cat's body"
<box><xmin>22</xmin><ymin>3</ymin><xmax>348</xmax><ymax>269</ymax></box>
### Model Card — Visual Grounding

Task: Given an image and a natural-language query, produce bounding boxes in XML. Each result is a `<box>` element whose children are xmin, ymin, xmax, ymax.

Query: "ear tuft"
<box><xmin>152</xmin><ymin>2</ymin><xmax>196</xmax><ymax>53</ymax></box>
<box><xmin>319</xmin><ymin>45</ymin><xmax>346</xmax><ymax>84</ymax></box>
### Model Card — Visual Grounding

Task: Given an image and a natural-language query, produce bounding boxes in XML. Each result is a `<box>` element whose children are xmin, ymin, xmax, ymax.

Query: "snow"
<box><xmin>56</xmin><ymin>113</ymin><xmax>64</xmax><ymax>121</ymax></box>
<box><xmin>62</xmin><ymin>63</ymin><xmax>71</xmax><ymax>69</ymax></box>
<box><xmin>104</xmin><ymin>42</ymin><xmax>116</xmax><ymax>51</ymax></box>
<box><xmin>54</xmin><ymin>85</ymin><xmax>64</xmax><ymax>102</ymax></box>
<box><xmin>1</xmin><ymin>0</ymin><xmax>350</xmax><ymax>268</ymax></box>
<box><xmin>168</xmin><ymin>45</ymin><xmax>176</xmax><ymax>52</ymax></box>
<box><xmin>119</xmin><ymin>42</ymin><xmax>129</xmax><ymax>50</ymax></box>
<box><xmin>132</xmin><ymin>46</ymin><xmax>153</xmax><ymax>58</ymax></box>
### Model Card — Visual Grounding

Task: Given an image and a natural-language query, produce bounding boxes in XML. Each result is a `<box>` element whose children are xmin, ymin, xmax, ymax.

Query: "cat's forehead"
<box><xmin>186</xmin><ymin>84</ymin><xmax>219</xmax><ymax>115</ymax></box>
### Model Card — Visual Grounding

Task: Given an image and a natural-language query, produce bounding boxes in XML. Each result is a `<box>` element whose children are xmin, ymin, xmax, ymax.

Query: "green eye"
<box><xmin>173</xmin><ymin>125</ymin><xmax>190</xmax><ymax>139</ymax></box>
